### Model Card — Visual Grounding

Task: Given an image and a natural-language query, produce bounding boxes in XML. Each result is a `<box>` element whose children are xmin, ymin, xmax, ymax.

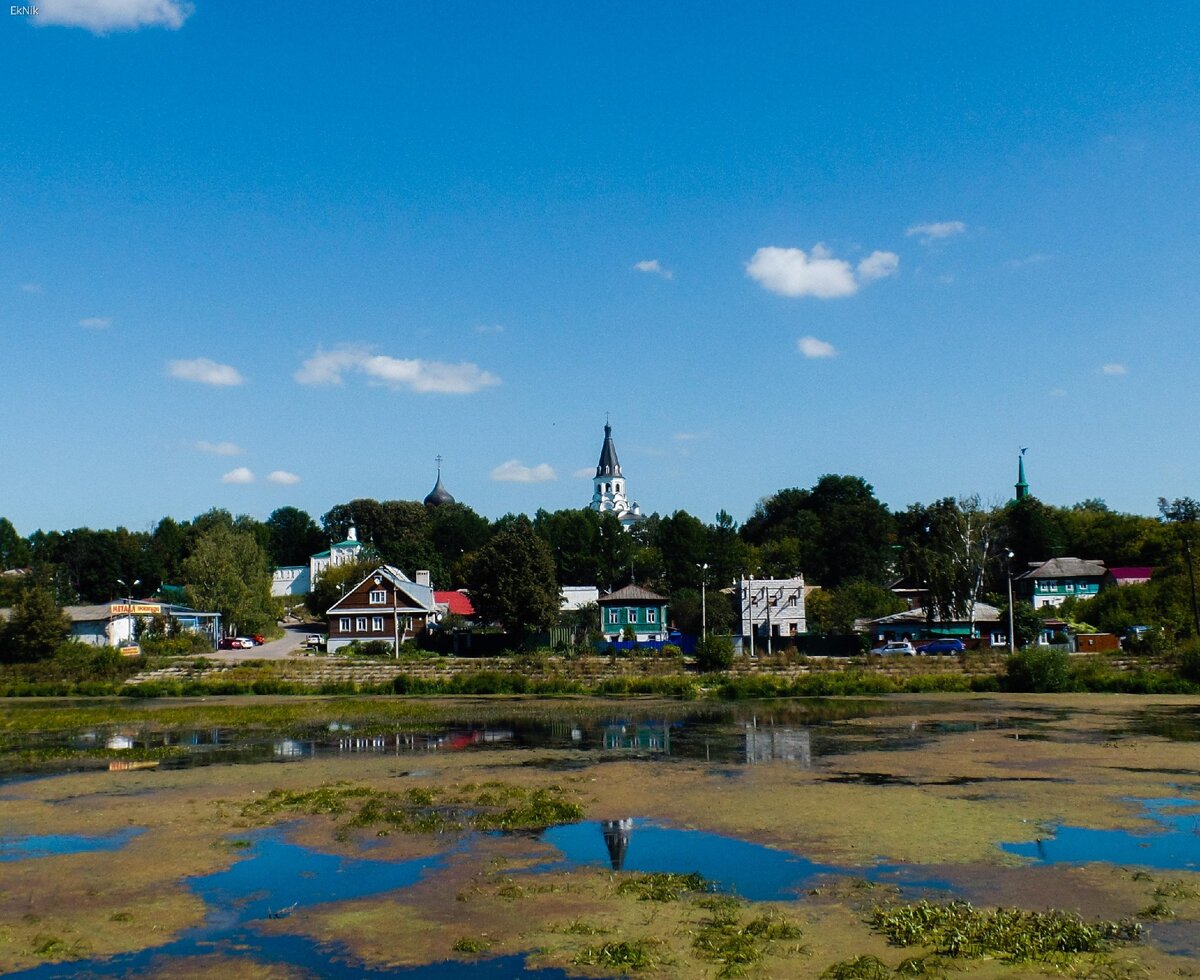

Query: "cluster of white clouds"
<box><xmin>797</xmin><ymin>336</ymin><xmax>837</xmax><ymax>359</ymax></box>
<box><xmin>1101</xmin><ymin>363</ymin><xmax>1128</xmax><ymax>376</ymax></box>
<box><xmin>35</xmin><ymin>0</ymin><xmax>193</xmax><ymax>33</ymax></box>
<box><xmin>220</xmin><ymin>467</ymin><xmax>300</xmax><ymax>486</ymax></box>
<box><xmin>295</xmin><ymin>347</ymin><xmax>500</xmax><ymax>395</ymax></box>
<box><xmin>745</xmin><ymin>244</ymin><xmax>899</xmax><ymax>299</ymax></box>
<box><xmin>633</xmin><ymin>259</ymin><xmax>673</xmax><ymax>279</ymax></box>
<box><xmin>490</xmin><ymin>460</ymin><xmax>557</xmax><ymax>483</ymax></box>
<box><xmin>168</xmin><ymin>358</ymin><xmax>245</xmax><ymax>387</ymax></box>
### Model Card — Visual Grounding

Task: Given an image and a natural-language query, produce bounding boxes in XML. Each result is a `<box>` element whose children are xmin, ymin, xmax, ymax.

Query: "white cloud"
<box><xmin>220</xmin><ymin>467</ymin><xmax>254</xmax><ymax>485</ymax></box>
<box><xmin>79</xmin><ymin>316</ymin><xmax>111</xmax><ymax>329</ymax></box>
<box><xmin>1101</xmin><ymin>363</ymin><xmax>1128</xmax><ymax>376</ymax></box>
<box><xmin>195</xmin><ymin>440</ymin><xmax>244</xmax><ymax>456</ymax></box>
<box><xmin>1007</xmin><ymin>253</ymin><xmax>1052</xmax><ymax>269</ymax></box>
<box><xmin>1051</xmin><ymin>388</ymin><xmax>1067</xmax><ymax>398</ymax></box>
<box><xmin>746</xmin><ymin>244</ymin><xmax>858</xmax><ymax>298</ymax></box>
<box><xmin>36</xmin><ymin>0</ymin><xmax>193</xmax><ymax>33</ymax></box>
<box><xmin>168</xmin><ymin>358</ymin><xmax>245</xmax><ymax>387</ymax></box>
<box><xmin>295</xmin><ymin>346</ymin><xmax>499</xmax><ymax>395</ymax></box>
<box><xmin>633</xmin><ymin>259</ymin><xmax>673</xmax><ymax>279</ymax></box>
<box><xmin>673</xmin><ymin>431</ymin><xmax>709</xmax><ymax>442</ymax></box>
<box><xmin>490</xmin><ymin>460</ymin><xmax>557</xmax><ymax>483</ymax></box>
<box><xmin>906</xmin><ymin>221</ymin><xmax>967</xmax><ymax>243</ymax></box>
<box><xmin>573</xmin><ymin>467</ymin><xmax>595</xmax><ymax>480</ymax></box>
<box><xmin>856</xmin><ymin>250</ymin><xmax>900</xmax><ymax>282</ymax></box>
<box><xmin>20</xmin><ymin>283</ymin><xmax>43</xmax><ymax>294</ymax></box>
<box><xmin>474</xmin><ymin>323</ymin><xmax>505</xmax><ymax>334</ymax></box>
<box><xmin>267</xmin><ymin>470</ymin><xmax>301</xmax><ymax>485</ymax></box>
<box><xmin>797</xmin><ymin>336</ymin><xmax>837</xmax><ymax>359</ymax></box>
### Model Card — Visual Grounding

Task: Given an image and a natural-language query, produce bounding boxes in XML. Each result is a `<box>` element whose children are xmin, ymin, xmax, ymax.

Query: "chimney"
<box><xmin>415</xmin><ymin>570</ymin><xmax>431</xmax><ymax>587</ymax></box>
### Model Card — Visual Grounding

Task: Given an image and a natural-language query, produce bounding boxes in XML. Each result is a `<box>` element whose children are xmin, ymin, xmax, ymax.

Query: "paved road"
<box><xmin>206</xmin><ymin>622</ymin><xmax>319</xmax><ymax>662</ymax></box>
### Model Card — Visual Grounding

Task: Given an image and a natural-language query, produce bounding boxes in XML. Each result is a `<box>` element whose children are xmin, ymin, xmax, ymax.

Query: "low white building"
<box><xmin>271</xmin><ymin>526</ymin><xmax>365</xmax><ymax>598</ymax></box>
<box><xmin>737</xmin><ymin>576</ymin><xmax>806</xmax><ymax>650</ymax></box>
<box><xmin>64</xmin><ymin>601</ymin><xmax>221</xmax><ymax>649</ymax></box>
<box><xmin>560</xmin><ymin>586</ymin><xmax>599</xmax><ymax>611</ymax></box>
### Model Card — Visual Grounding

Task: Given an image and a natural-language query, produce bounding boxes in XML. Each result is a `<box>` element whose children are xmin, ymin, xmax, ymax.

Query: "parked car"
<box><xmin>218</xmin><ymin>636</ymin><xmax>238</xmax><ymax>650</ymax></box>
<box><xmin>234</xmin><ymin>637</ymin><xmax>255</xmax><ymax>649</ymax></box>
<box><xmin>304</xmin><ymin>634</ymin><xmax>325</xmax><ymax>650</ymax></box>
<box><xmin>917</xmin><ymin>638</ymin><xmax>966</xmax><ymax>655</ymax></box>
<box><xmin>251</xmin><ymin>634</ymin><xmax>266</xmax><ymax>645</ymax></box>
<box><xmin>870</xmin><ymin>640</ymin><xmax>917</xmax><ymax>656</ymax></box>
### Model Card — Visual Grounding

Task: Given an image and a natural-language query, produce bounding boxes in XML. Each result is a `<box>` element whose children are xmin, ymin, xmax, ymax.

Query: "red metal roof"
<box><xmin>434</xmin><ymin>590</ymin><xmax>475</xmax><ymax>616</ymax></box>
<box><xmin>1108</xmin><ymin>567</ymin><xmax>1155</xmax><ymax>580</ymax></box>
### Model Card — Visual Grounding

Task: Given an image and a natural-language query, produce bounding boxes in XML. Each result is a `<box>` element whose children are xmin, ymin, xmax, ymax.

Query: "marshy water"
<box><xmin>1</xmin><ymin>694</ymin><xmax>1199</xmax><ymax>977</ymax></box>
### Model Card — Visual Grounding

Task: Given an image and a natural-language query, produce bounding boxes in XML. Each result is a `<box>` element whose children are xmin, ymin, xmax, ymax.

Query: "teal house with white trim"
<box><xmin>598</xmin><ymin>584</ymin><xmax>669</xmax><ymax>642</ymax></box>
<box><xmin>1015</xmin><ymin>557</ymin><xmax>1107</xmax><ymax>609</ymax></box>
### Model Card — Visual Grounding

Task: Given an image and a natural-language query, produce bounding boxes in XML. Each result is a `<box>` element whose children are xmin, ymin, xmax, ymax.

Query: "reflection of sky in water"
<box><xmin>1002</xmin><ymin>798</ymin><xmax>1200</xmax><ymax>870</ymax></box>
<box><xmin>0</xmin><ymin>827</ymin><xmax>144</xmax><ymax>862</ymax></box>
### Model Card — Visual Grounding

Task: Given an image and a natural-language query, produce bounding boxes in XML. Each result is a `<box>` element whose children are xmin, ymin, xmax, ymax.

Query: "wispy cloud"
<box><xmin>856</xmin><ymin>250</ymin><xmax>900</xmax><ymax>282</ymax></box>
<box><xmin>79</xmin><ymin>316</ymin><xmax>111</xmax><ymax>329</ymax></box>
<box><xmin>195</xmin><ymin>440</ymin><xmax>244</xmax><ymax>456</ymax></box>
<box><xmin>573</xmin><ymin>467</ymin><xmax>595</xmax><ymax>480</ymax></box>
<box><xmin>1007</xmin><ymin>253</ymin><xmax>1053</xmax><ymax>269</ymax></box>
<box><xmin>746</xmin><ymin>244</ymin><xmax>897</xmax><ymax>299</ymax></box>
<box><xmin>490</xmin><ymin>460</ymin><xmax>557</xmax><ymax>483</ymax></box>
<box><xmin>20</xmin><ymin>283</ymin><xmax>43</xmax><ymax>294</ymax></box>
<box><xmin>1051</xmin><ymin>388</ymin><xmax>1067</xmax><ymax>398</ymax></box>
<box><xmin>906</xmin><ymin>221</ymin><xmax>967</xmax><ymax>243</ymax></box>
<box><xmin>797</xmin><ymin>336</ymin><xmax>837</xmax><ymax>359</ymax></box>
<box><xmin>673</xmin><ymin>431</ymin><xmax>709</xmax><ymax>442</ymax></box>
<box><xmin>295</xmin><ymin>346</ymin><xmax>500</xmax><ymax>395</ymax></box>
<box><xmin>220</xmin><ymin>467</ymin><xmax>255</xmax><ymax>485</ymax></box>
<box><xmin>168</xmin><ymin>358</ymin><xmax>245</xmax><ymax>387</ymax></box>
<box><xmin>35</xmin><ymin>0</ymin><xmax>194</xmax><ymax>33</ymax></box>
<box><xmin>474</xmin><ymin>323</ymin><xmax>505</xmax><ymax>334</ymax></box>
<box><xmin>1101</xmin><ymin>363</ymin><xmax>1128</xmax><ymax>376</ymax></box>
<box><xmin>267</xmin><ymin>470</ymin><xmax>301</xmax><ymax>485</ymax></box>
<box><xmin>633</xmin><ymin>259</ymin><xmax>673</xmax><ymax>279</ymax></box>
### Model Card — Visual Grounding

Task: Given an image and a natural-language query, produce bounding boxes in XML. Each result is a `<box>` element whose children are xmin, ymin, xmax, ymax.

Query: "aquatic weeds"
<box><xmin>452</xmin><ymin>935</ymin><xmax>492</xmax><ymax>954</ymax></box>
<box><xmin>820</xmin><ymin>954</ymin><xmax>893</xmax><ymax>979</ymax></box>
<box><xmin>240</xmin><ymin>781</ymin><xmax>582</xmax><ymax>835</ymax></box>
<box><xmin>869</xmin><ymin>900</ymin><xmax>1141</xmax><ymax>962</ymax></box>
<box><xmin>690</xmin><ymin>896</ymin><xmax>806</xmax><ymax>978</ymax></box>
<box><xmin>615</xmin><ymin>871</ymin><xmax>712</xmax><ymax>902</ymax></box>
<box><xmin>573</xmin><ymin>938</ymin><xmax>666</xmax><ymax>972</ymax></box>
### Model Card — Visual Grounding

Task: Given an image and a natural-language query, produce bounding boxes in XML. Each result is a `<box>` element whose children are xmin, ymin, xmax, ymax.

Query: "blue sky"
<box><xmin>3</xmin><ymin>2</ymin><xmax>1199</xmax><ymax>534</ymax></box>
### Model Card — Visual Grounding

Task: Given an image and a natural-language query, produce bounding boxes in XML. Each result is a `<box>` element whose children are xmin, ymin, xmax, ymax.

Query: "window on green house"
<box><xmin>607</xmin><ymin>609</ymin><xmax>619</xmax><ymax>625</ymax></box>
<box><xmin>627</xmin><ymin>607</ymin><xmax>638</xmax><ymax>622</ymax></box>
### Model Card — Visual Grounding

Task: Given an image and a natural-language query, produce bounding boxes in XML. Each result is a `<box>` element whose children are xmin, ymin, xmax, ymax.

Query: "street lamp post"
<box><xmin>116</xmin><ymin>578</ymin><xmax>141</xmax><ymax>647</ymax></box>
<box><xmin>696</xmin><ymin>563</ymin><xmax>708</xmax><ymax>639</ymax></box>
<box><xmin>747</xmin><ymin>573</ymin><xmax>755</xmax><ymax>659</ymax></box>
<box><xmin>1005</xmin><ymin>550</ymin><xmax>1015</xmax><ymax>655</ymax></box>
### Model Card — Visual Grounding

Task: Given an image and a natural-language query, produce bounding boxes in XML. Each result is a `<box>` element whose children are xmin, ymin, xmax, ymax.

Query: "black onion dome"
<box><xmin>424</xmin><ymin>473</ymin><xmax>455</xmax><ymax>507</ymax></box>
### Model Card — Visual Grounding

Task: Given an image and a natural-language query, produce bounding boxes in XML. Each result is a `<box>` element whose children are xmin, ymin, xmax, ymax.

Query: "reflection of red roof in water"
<box><xmin>434</xmin><ymin>591</ymin><xmax>475</xmax><ymax>616</ymax></box>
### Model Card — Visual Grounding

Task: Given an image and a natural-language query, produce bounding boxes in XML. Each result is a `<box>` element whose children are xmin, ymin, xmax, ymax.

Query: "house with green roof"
<box><xmin>271</xmin><ymin>526</ymin><xmax>367</xmax><ymax>598</ymax></box>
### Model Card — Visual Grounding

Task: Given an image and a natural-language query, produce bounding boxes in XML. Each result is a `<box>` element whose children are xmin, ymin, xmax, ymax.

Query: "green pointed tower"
<box><xmin>1015</xmin><ymin>450</ymin><xmax>1030</xmax><ymax>501</ymax></box>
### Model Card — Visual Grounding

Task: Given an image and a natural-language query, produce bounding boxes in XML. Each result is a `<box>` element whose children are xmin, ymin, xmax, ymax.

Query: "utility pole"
<box><xmin>1005</xmin><ymin>550</ymin><xmax>1015</xmax><ymax>655</ymax></box>
<box><xmin>696</xmin><ymin>563</ymin><xmax>708</xmax><ymax>639</ymax></box>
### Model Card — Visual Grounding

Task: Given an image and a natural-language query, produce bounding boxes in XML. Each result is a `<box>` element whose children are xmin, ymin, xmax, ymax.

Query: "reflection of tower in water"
<box><xmin>601</xmin><ymin>818</ymin><xmax>634</xmax><ymax>871</ymax></box>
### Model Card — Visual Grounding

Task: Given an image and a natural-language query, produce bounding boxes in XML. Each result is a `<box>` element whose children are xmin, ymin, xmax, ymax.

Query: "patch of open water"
<box><xmin>0</xmin><ymin>827</ymin><xmax>143</xmax><ymax>861</ymax></box>
<box><xmin>1002</xmin><ymin>797</ymin><xmax>1200</xmax><ymax>870</ymax></box>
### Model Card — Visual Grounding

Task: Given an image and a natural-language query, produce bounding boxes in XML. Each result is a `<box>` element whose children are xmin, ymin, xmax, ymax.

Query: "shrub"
<box><xmin>1004</xmin><ymin>647</ymin><xmax>1072</xmax><ymax>693</ymax></box>
<box><xmin>1179</xmin><ymin>640</ymin><xmax>1200</xmax><ymax>684</ymax></box>
<box><xmin>695</xmin><ymin>634</ymin><xmax>735</xmax><ymax>671</ymax></box>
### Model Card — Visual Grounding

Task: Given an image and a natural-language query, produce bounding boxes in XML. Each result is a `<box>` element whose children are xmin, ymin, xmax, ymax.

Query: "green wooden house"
<box><xmin>598</xmin><ymin>584</ymin><xmax>669</xmax><ymax>642</ymax></box>
<box><xmin>1015</xmin><ymin>558</ymin><xmax>1106</xmax><ymax>609</ymax></box>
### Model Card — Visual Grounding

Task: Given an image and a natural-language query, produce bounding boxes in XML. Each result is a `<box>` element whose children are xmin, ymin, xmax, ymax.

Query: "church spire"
<box><xmin>595</xmin><ymin>418</ymin><xmax>622</xmax><ymax>478</ymax></box>
<box><xmin>1015</xmin><ymin>448</ymin><xmax>1030</xmax><ymax>501</ymax></box>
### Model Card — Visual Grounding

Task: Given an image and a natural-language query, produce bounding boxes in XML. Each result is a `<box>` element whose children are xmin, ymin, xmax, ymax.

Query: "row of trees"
<box><xmin>4</xmin><ymin>479</ymin><xmax>1199</xmax><ymax>650</ymax></box>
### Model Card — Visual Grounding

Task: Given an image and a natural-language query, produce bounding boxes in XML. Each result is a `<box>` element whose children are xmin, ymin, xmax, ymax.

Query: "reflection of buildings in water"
<box><xmin>273</xmin><ymin>739</ymin><xmax>310</xmax><ymax>758</ymax></box>
<box><xmin>330</xmin><ymin>729</ymin><xmax>516</xmax><ymax>755</ymax></box>
<box><xmin>108</xmin><ymin>759</ymin><xmax>159</xmax><ymax>772</ymax></box>
<box><xmin>105</xmin><ymin>734</ymin><xmax>135</xmax><ymax>751</ymax></box>
<box><xmin>601</xmin><ymin>818</ymin><xmax>634</xmax><ymax>871</ymax></box>
<box><xmin>743</xmin><ymin>725</ymin><xmax>812</xmax><ymax>767</ymax></box>
<box><xmin>602</xmin><ymin>722</ymin><xmax>670</xmax><ymax>753</ymax></box>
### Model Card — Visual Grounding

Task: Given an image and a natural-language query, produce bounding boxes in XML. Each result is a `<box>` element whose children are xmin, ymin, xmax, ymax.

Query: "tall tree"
<box><xmin>0</xmin><ymin>518</ymin><xmax>30</xmax><ymax>569</ymax></box>
<box><xmin>181</xmin><ymin>525</ymin><xmax>275</xmax><ymax>635</ymax></box>
<box><xmin>0</xmin><ymin>583</ymin><xmax>71</xmax><ymax>662</ymax></box>
<box><xmin>265</xmin><ymin>507</ymin><xmax>325</xmax><ymax>567</ymax></box>
<box><xmin>1158</xmin><ymin>496</ymin><xmax>1200</xmax><ymax>636</ymax></box>
<box><xmin>465</xmin><ymin>515</ymin><xmax>559</xmax><ymax>638</ymax></box>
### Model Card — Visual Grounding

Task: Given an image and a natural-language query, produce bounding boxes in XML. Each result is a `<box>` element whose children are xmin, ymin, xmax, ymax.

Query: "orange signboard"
<box><xmin>111</xmin><ymin>603</ymin><xmax>162</xmax><ymax>615</ymax></box>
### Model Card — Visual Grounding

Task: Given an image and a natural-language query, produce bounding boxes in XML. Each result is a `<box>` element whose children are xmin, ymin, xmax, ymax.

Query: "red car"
<box><xmin>251</xmin><ymin>634</ymin><xmax>266</xmax><ymax>645</ymax></box>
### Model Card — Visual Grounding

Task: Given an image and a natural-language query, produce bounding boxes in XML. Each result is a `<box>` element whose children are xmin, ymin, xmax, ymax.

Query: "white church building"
<box><xmin>588</xmin><ymin>421</ymin><xmax>646</xmax><ymax>530</ymax></box>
